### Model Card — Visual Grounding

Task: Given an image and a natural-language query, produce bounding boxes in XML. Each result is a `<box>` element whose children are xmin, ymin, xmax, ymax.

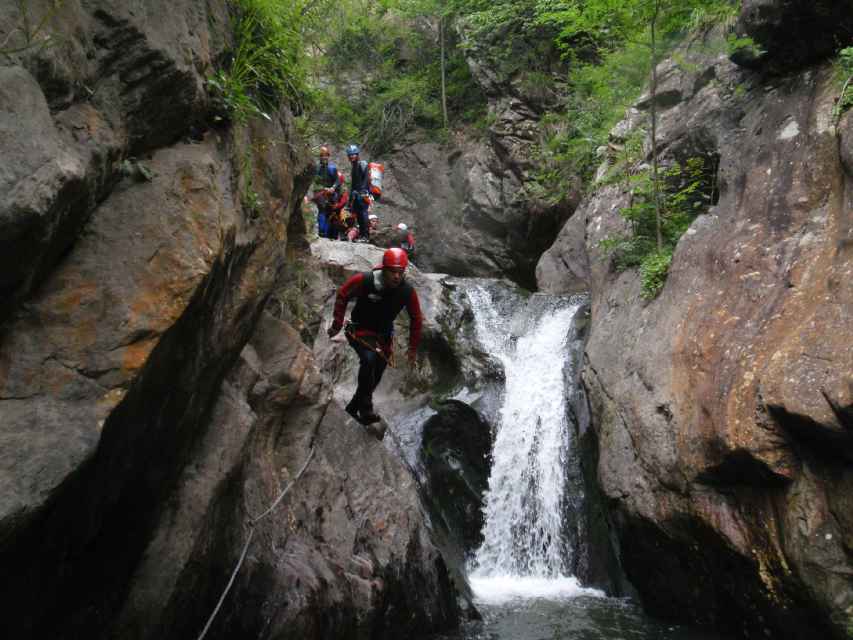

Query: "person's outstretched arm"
<box><xmin>405</xmin><ymin>288</ymin><xmax>423</xmax><ymax>363</ymax></box>
<box><xmin>328</xmin><ymin>272</ymin><xmax>366</xmax><ymax>337</ymax></box>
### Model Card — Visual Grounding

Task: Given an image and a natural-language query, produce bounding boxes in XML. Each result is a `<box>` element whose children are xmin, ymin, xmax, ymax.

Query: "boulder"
<box><xmin>0</xmin><ymin>0</ymin><xmax>227</xmax><ymax>307</ymax></box>
<box><xmin>734</xmin><ymin>0</ymin><xmax>853</xmax><ymax>71</ymax></box>
<box><xmin>367</xmin><ymin>139</ymin><xmax>577</xmax><ymax>288</ymax></box>
<box><xmin>0</xmin><ymin>65</ymin><xmax>114</xmax><ymax>302</ymax></box>
<box><xmin>420</xmin><ymin>400</ymin><xmax>492</xmax><ymax>555</ymax></box>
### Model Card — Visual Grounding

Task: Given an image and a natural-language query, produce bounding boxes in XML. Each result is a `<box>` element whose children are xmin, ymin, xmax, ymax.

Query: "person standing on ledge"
<box><xmin>345</xmin><ymin>143</ymin><xmax>373</xmax><ymax>241</ymax></box>
<box><xmin>312</xmin><ymin>145</ymin><xmax>342</xmax><ymax>238</ymax></box>
<box><xmin>327</xmin><ymin>248</ymin><xmax>422</xmax><ymax>426</ymax></box>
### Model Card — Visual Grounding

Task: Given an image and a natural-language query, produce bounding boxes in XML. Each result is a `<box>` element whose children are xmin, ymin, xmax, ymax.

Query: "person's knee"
<box><xmin>362</xmin><ymin>350</ymin><xmax>380</xmax><ymax>368</ymax></box>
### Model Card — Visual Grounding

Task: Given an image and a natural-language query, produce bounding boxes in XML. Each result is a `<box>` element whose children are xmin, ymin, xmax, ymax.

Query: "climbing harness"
<box><xmin>344</xmin><ymin>325</ymin><xmax>396</xmax><ymax>368</ymax></box>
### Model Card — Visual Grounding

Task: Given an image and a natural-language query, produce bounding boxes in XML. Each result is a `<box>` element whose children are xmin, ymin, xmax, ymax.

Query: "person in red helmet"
<box><xmin>327</xmin><ymin>248</ymin><xmax>423</xmax><ymax>428</ymax></box>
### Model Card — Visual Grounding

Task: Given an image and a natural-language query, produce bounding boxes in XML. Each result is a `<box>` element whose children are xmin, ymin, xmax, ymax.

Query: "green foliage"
<box><xmin>528</xmin><ymin>39</ymin><xmax>651</xmax><ymax>199</ymax></box>
<box><xmin>302</xmin><ymin>0</ymin><xmax>487</xmax><ymax>150</ymax></box>
<box><xmin>726</xmin><ymin>33</ymin><xmax>763</xmax><ymax>58</ymax></box>
<box><xmin>601</xmin><ymin>155</ymin><xmax>717</xmax><ymax>298</ymax></box>
<box><xmin>840</xmin><ymin>47</ymin><xmax>853</xmax><ymax>76</ymax></box>
<box><xmin>239</xmin><ymin>146</ymin><xmax>263</xmax><ymax>218</ymax></box>
<box><xmin>454</xmin><ymin>0</ymin><xmax>559</xmax><ymax>76</ymax></box>
<box><xmin>640</xmin><ymin>248</ymin><xmax>673</xmax><ymax>299</ymax></box>
<box><xmin>208</xmin><ymin>0</ymin><xmax>318</xmax><ymax>123</ymax></box>
<box><xmin>527</xmin><ymin>0</ymin><xmax>736</xmax><ymax>202</ymax></box>
<box><xmin>0</xmin><ymin>0</ymin><xmax>64</xmax><ymax>60</ymax></box>
<box><xmin>685</xmin><ymin>2</ymin><xmax>739</xmax><ymax>33</ymax></box>
<box><xmin>835</xmin><ymin>47</ymin><xmax>853</xmax><ymax>122</ymax></box>
<box><xmin>363</xmin><ymin>70</ymin><xmax>443</xmax><ymax>153</ymax></box>
<box><xmin>535</xmin><ymin>0</ymin><xmax>738</xmax><ymax>59</ymax></box>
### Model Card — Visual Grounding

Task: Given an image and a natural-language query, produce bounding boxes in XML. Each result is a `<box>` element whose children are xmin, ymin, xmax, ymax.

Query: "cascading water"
<box><xmin>465</xmin><ymin>284</ymin><xmax>599</xmax><ymax>602</ymax></box>
<box><xmin>419</xmin><ymin>282</ymin><xmax>730</xmax><ymax>640</ymax></box>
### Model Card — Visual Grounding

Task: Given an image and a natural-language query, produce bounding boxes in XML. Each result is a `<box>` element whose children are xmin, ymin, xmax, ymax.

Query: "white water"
<box><xmin>466</xmin><ymin>285</ymin><xmax>601</xmax><ymax>601</ymax></box>
<box><xmin>470</xmin><ymin>575</ymin><xmax>601</xmax><ymax>605</ymax></box>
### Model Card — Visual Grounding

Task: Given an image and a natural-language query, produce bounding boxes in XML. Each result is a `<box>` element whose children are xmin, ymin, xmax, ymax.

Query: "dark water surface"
<box><xmin>431</xmin><ymin>595</ymin><xmax>732</xmax><ymax>640</ymax></box>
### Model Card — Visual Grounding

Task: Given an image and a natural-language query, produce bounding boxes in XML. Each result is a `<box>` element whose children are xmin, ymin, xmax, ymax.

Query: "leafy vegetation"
<box><xmin>599</xmin><ymin>155</ymin><xmax>718</xmax><ymax>298</ymax></box>
<box><xmin>0</xmin><ymin>0</ymin><xmax>65</xmax><ymax>61</ymax></box>
<box><xmin>301</xmin><ymin>0</ymin><xmax>488</xmax><ymax>152</ymax></box>
<box><xmin>208</xmin><ymin>0</ymin><xmax>327</xmax><ymax>123</ymax></box>
<box><xmin>834</xmin><ymin>46</ymin><xmax>853</xmax><ymax>125</ymax></box>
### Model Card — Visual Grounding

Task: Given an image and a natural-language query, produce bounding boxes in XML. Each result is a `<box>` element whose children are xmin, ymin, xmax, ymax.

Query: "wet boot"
<box><xmin>365</xmin><ymin>421</ymin><xmax>387</xmax><ymax>440</ymax></box>
<box><xmin>344</xmin><ymin>399</ymin><xmax>360</xmax><ymax>421</ymax></box>
<box><xmin>359</xmin><ymin>399</ymin><xmax>381</xmax><ymax>425</ymax></box>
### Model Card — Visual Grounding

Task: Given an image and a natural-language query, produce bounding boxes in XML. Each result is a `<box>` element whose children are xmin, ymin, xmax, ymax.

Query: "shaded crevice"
<box><xmin>766</xmin><ymin>403</ymin><xmax>853</xmax><ymax>464</ymax></box>
<box><xmin>695</xmin><ymin>448</ymin><xmax>792</xmax><ymax>489</ymax></box>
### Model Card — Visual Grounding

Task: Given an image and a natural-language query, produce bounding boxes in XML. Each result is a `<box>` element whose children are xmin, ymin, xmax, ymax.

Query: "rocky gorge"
<box><xmin>1</xmin><ymin>1</ymin><xmax>852</xmax><ymax>640</ymax></box>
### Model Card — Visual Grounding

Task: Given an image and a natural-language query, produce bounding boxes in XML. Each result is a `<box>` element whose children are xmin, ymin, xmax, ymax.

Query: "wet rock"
<box><xmin>536</xmin><ymin>209</ymin><xmax>590</xmax><ymax>294</ymax></box>
<box><xmin>420</xmin><ymin>400</ymin><xmax>492</xmax><ymax>555</ymax></box>
<box><xmin>0</xmin><ymin>3</ymin><xmax>466</xmax><ymax>640</ymax></box>
<box><xmin>0</xmin><ymin>137</ymin><xmax>237</xmax><ymax>547</ymax></box>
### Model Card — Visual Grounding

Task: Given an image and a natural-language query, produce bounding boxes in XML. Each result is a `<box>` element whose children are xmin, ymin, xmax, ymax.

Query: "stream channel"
<box><xmin>391</xmin><ymin>280</ymin><xmax>731</xmax><ymax>640</ymax></box>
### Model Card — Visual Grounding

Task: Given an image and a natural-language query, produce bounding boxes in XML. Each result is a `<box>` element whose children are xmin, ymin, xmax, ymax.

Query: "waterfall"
<box><xmin>465</xmin><ymin>284</ymin><xmax>599</xmax><ymax>602</ymax></box>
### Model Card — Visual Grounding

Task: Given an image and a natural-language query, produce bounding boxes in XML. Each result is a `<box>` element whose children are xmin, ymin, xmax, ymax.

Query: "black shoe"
<box><xmin>345</xmin><ymin>400</ymin><xmax>360</xmax><ymax>421</ymax></box>
<box><xmin>365</xmin><ymin>422</ymin><xmax>387</xmax><ymax>440</ymax></box>
<box><xmin>360</xmin><ymin>410</ymin><xmax>381</xmax><ymax>424</ymax></box>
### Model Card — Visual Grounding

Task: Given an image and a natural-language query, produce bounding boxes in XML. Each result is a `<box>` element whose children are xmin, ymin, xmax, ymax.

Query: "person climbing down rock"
<box><xmin>327</xmin><ymin>248</ymin><xmax>422</xmax><ymax>435</ymax></box>
<box><xmin>312</xmin><ymin>145</ymin><xmax>342</xmax><ymax>238</ymax></box>
<box><xmin>340</xmin><ymin>207</ymin><xmax>360</xmax><ymax>242</ymax></box>
<box><xmin>392</xmin><ymin>222</ymin><xmax>415</xmax><ymax>257</ymax></box>
<box><xmin>327</xmin><ymin>178</ymin><xmax>350</xmax><ymax>239</ymax></box>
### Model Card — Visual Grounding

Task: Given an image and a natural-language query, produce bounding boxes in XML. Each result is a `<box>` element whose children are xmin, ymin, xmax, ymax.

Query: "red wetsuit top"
<box><xmin>331</xmin><ymin>270</ymin><xmax>423</xmax><ymax>353</ymax></box>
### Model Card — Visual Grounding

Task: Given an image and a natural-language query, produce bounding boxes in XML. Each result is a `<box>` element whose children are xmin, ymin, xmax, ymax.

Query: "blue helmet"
<box><xmin>346</xmin><ymin>144</ymin><xmax>360</xmax><ymax>157</ymax></box>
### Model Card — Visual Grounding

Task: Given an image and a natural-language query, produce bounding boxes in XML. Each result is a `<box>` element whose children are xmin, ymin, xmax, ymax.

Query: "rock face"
<box><xmin>112</xmin><ymin>313</ymin><xmax>458</xmax><ymax>639</ymax></box>
<box><xmin>538</xmin><ymin>14</ymin><xmax>853</xmax><ymax>639</ymax></box>
<box><xmin>357</xmin><ymin>138</ymin><xmax>575</xmax><ymax>289</ymax></box>
<box><xmin>0</xmin><ymin>2</ymin><xmax>460</xmax><ymax>638</ymax></box>
<box><xmin>735</xmin><ymin>0</ymin><xmax>853</xmax><ymax>71</ymax></box>
<box><xmin>0</xmin><ymin>0</ymin><xmax>225</xmax><ymax>308</ymax></box>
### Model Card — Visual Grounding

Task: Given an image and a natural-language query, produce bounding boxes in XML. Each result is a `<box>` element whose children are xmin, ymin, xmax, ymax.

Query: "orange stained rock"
<box><xmin>128</xmin><ymin>252</ymin><xmax>205</xmax><ymax>332</ymax></box>
<box><xmin>121</xmin><ymin>335</ymin><xmax>160</xmax><ymax>378</ymax></box>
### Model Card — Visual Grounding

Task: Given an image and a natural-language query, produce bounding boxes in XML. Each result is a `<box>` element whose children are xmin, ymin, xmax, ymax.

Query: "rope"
<box><xmin>196</xmin><ymin>445</ymin><xmax>317</xmax><ymax>640</ymax></box>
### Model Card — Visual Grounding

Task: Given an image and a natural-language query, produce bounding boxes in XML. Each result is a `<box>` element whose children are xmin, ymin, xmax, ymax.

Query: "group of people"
<box><xmin>310</xmin><ymin>144</ymin><xmax>378</xmax><ymax>243</ymax></box>
<box><xmin>311</xmin><ymin>145</ymin><xmax>415</xmax><ymax>257</ymax></box>
<box><xmin>314</xmin><ymin>145</ymin><xmax>423</xmax><ymax>434</ymax></box>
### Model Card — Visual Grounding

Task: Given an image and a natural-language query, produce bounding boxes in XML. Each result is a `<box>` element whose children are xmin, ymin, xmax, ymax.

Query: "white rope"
<box><xmin>195</xmin><ymin>527</ymin><xmax>255</xmax><ymax>640</ymax></box>
<box><xmin>251</xmin><ymin>447</ymin><xmax>315</xmax><ymax>524</ymax></box>
<box><xmin>196</xmin><ymin>445</ymin><xmax>316</xmax><ymax>640</ymax></box>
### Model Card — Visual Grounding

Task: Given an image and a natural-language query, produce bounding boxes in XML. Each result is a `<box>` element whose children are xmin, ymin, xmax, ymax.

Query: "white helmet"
<box><xmin>397</xmin><ymin>223</ymin><xmax>408</xmax><ymax>231</ymax></box>
<box><xmin>368</xmin><ymin>214</ymin><xmax>378</xmax><ymax>220</ymax></box>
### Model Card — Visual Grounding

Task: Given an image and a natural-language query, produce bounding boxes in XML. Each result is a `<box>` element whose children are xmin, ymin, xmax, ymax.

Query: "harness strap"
<box><xmin>344</xmin><ymin>325</ymin><xmax>396</xmax><ymax>368</ymax></box>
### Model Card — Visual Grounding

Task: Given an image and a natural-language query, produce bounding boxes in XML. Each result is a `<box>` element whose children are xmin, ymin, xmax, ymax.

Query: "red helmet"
<box><xmin>382</xmin><ymin>247</ymin><xmax>408</xmax><ymax>271</ymax></box>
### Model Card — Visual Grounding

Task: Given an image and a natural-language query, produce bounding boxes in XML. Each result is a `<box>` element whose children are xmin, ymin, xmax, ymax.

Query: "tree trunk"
<box><xmin>440</xmin><ymin>15</ymin><xmax>448</xmax><ymax>129</ymax></box>
<box><xmin>650</xmin><ymin>0</ymin><xmax>663</xmax><ymax>252</ymax></box>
